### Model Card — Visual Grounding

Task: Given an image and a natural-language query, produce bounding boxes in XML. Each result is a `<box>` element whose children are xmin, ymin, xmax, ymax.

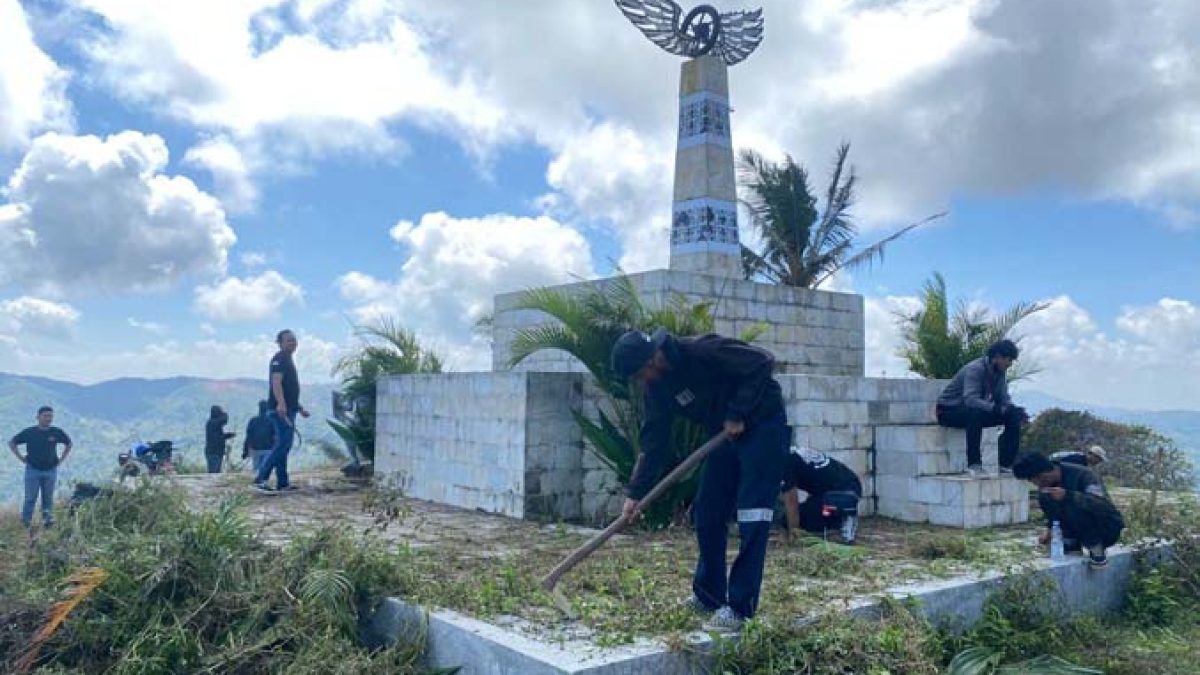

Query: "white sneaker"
<box><xmin>703</xmin><ymin>606</ymin><xmax>745</xmax><ymax>632</ymax></box>
<box><xmin>967</xmin><ymin>464</ymin><xmax>986</xmax><ymax>478</ymax></box>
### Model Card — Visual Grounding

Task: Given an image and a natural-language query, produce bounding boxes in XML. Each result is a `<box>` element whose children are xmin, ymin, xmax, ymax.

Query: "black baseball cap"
<box><xmin>611</xmin><ymin>328</ymin><xmax>668</xmax><ymax>378</ymax></box>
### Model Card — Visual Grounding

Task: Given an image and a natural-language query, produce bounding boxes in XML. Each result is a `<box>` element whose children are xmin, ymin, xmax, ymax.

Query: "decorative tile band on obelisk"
<box><xmin>671</xmin><ymin>55</ymin><xmax>740</xmax><ymax>277</ymax></box>
<box><xmin>616</xmin><ymin>0</ymin><xmax>764</xmax><ymax>278</ymax></box>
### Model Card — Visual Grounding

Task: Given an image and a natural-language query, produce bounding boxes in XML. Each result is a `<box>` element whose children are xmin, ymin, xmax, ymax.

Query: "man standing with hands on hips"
<box><xmin>611</xmin><ymin>328</ymin><xmax>787</xmax><ymax>633</ymax></box>
<box><xmin>252</xmin><ymin>329</ymin><xmax>310</xmax><ymax>494</ymax></box>
<box><xmin>9</xmin><ymin>405</ymin><xmax>72</xmax><ymax>529</ymax></box>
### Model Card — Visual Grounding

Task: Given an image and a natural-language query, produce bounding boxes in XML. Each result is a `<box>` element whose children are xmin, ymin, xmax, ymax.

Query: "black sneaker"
<box><xmin>278</xmin><ymin>485</ymin><xmax>299</xmax><ymax>493</ymax></box>
<box><xmin>251</xmin><ymin>482</ymin><xmax>278</xmax><ymax>495</ymax></box>
<box><xmin>1088</xmin><ymin>547</ymin><xmax>1108</xmax><ymax>570</ymax></box>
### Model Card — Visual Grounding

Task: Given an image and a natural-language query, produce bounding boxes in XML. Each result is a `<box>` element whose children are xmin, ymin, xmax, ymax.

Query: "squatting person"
<box><xmin>781</xmin><ymin>446</ymin><xmax>863</xmax><ymax>545</ymax></box>
<box><xmin>204</xmin><ymin>405</ymin><xmax>236</xmax><ymax>473</ymax></box>
<box><xmin>1012</xmin><ymin>452</ymin><xmax>1125</xmax><ymax>569</ymax></box>
<box><xmin>936</xmin><ymin>339</ymin><xmax>1029</xmax><ymax>476</ymax></box>
<box><xmin>611</xmin><ymin>328</ymin><xmax>787</xmax><ymax>632</ymax></box>
<box><xmin>8</xmin><ymin>405</ymin><xmax>73</xmax><ymax>529</ymax></box>
<box><xmin>252</xmin><ymin>329</ymin><xmax>310</xmax><ymax>494</ymax></box>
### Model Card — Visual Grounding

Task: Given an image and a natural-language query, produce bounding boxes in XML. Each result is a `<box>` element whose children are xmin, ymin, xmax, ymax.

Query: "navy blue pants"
<box><xmin>692</xmin><ymin>414</ymin><xmax>788</xmax><ymax>619</ymax></box>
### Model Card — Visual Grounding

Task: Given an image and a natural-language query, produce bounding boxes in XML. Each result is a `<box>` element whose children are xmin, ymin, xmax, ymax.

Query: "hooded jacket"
<box><xmin>242</xmin><ymin>400</ymin><xmax>275</xmax><ymax>456</ymax></box>
<box><xmin>205</xmin><ymin>405</ymin><xmax>235</xmax><ymax>455</ymax></box>
<box><xmin>937</xmin><ymin>356</ymin><xmax>1011</xmax><ymax>413</ymax></box>
<box><xmin>626</xmin><ymin>333</ymin><xmax>784</xmax><ymax>500</ymax></box>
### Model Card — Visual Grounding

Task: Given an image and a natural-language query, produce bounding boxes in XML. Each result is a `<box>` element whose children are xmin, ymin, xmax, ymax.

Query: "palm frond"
<box><xmin>16</xmin><ymin>567</ymin><xmax>109</xmax><ymax>674</ymax></box>
<box><xmin>812</xmin><ymin>211</ymin><xmax>946</xmax><ymax>288</ymax></box>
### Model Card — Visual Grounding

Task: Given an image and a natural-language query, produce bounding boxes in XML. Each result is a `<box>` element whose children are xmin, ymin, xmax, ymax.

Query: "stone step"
<box><xmin>876</xmin><ymin>474</ymin><xmax>1030</xmax><ymax>528</ymax></box>
<box><xmin>874</xmin><ymin>425</ymin><xmax>1001</xmax><ymax>477</ymax></box>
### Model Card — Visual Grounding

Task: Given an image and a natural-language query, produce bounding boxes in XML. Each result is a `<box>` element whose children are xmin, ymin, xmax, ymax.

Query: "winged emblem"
<box><xmin>615</xmin><ymin>0</ymin><xmax>764</xmax><ymax>66</ymax></box>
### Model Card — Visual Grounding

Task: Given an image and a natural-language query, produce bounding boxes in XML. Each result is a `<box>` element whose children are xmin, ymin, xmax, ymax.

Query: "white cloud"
<box><xmin>540</xmin><ymin>122</ymin><xmax>673</xmax><ymax>272</ymax></box>
<box><xmin>337</xmin><ymin>211</ymin><xmax>594</xmax><ymax>369</ymax></box>
<box><xmin>0</xmin><ymin>333</ymin><xmax>341</xmax><ymax>384</ymax></box>
<box><xmin>0</xmin><ymin>296</ymin><xmax>79</xmax><ymax>339</ymax></box>
<box><xmin>863</xmin><ymin>294</ymin><xmax>922</xmax><ymax>378</ymax></box>
<box><xmin>127</xmin><ymin>317</ymin><xmax>168</xmax><ymax>335</ymax></box>
<box><xmin>194</xmin><ymin>270</ymin><xmax>304</xmax><ymax>322</ymax></box>
<box><xmin>49</xmin><ymin>0</ymin><xmax>1200</xmax><ymax>253</ymax></box>
<box><xmin>0</xmin><ymin>131</ymin><xmax>236</xmax><ymax>295</ymax></box>
<box><xmin>240</xmin><ymin>252</ymin><xmax>268</xmax><ymax>268</ymax></box>
<box><xmin>199</xmin><ymin>322</ymin><xmax>216</xmax><ymax>336</ymax></box>
<box><xmin>0</xmin><ymin>0</ymin><xmax>72</xmax><ymax>150</ymax></box>
<box><xmin>184</xmin><ymin>136</ymin><xmax>258</xmax><ymax>213</ymax></box>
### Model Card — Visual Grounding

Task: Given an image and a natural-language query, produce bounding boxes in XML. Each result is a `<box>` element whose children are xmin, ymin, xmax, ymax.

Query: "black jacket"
<box><xmin>205</xmin><ymin>407</ymin><xmax>235</xmax><ymax>455</ymax></box>
<box><xmin>627</xmin><ymin>333</ymin><xmax>783</xmax><ymax>500</ymax></box>
<box><xmin>1039</xmin><ymin>462</ymin><xmax>1124</xmax><ymax>529</ymax></box>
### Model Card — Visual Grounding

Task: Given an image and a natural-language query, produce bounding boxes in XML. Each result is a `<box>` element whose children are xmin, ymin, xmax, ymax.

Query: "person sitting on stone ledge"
<box><xmin>936</xmin><ymin>339</ymin><xmax>1029</xmax><ymax>477</ymax></box>
<box><xmin>1012</xmin><ymin>452</ymin><xmax>1124</xmax><ymax>570</ymax></box>
<box><xmin>1051</xmin><ymin>444</ymin><xmax>1108</xmax><ymax>470</ymax></box>
<box><xmin>780</xmin><ymin>446</ymin><xmax>862</xmax><ymax>545</ymax></box>
<box><xmin>611</xmin><ymin>328</ymin><xmax>787</xmax><ymax>634</ymax></box>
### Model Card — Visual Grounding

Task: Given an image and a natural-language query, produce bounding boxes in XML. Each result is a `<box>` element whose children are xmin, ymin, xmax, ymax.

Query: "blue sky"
<box><xmin>0</xmin><ymin>0</ymin><xmax>1197</xmax><ymax>411</ymax></box>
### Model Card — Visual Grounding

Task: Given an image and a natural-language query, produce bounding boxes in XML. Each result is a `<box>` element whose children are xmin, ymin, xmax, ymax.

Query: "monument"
<box><xmin>616</xmin><ymin>0</ymin><xmax>763</xmax><ymax>278</ymax></box>
<box><xmin>374</xmin><ymin>2</ymin><xmax>1030</xmax><ymax>531</ymax></box>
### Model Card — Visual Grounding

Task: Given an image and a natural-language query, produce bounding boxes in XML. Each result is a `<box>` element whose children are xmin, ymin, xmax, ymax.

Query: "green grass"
<box><xmin>0</xmin><ymin>485</ymin><xmax>442</xmax><ymax>674</ymax></box>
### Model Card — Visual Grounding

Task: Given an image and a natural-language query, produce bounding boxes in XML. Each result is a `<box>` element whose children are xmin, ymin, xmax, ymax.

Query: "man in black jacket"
<box><xmin>937</xmin><ymin>339</ymin><xmax>1029</xmax><ymax>476</ymax></box>
<box><xmin>242</xmin><ymin>400</ymin><xmax>275</xmax><ymax>472</ymax></box>
<box><xmin>781</xmin><ymin>446</ymin><xmax>863</xmax><ymax>544</ymax></box>
<box><xmin>1012</xmin><ymin>452</ymin><xmax>1124</xmax><ymax>569</ymax></box>
<box><xmin>611</xmin><ymin>329</ymin><xmax>787</xmax><ymax>632</ymax></box>
<box><xmin>204</xmin><ymin>405</ymin><xmax>236</xmax><ymax>473</ymax></box>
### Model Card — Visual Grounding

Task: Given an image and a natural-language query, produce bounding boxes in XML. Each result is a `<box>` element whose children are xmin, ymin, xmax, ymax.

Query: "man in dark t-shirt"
<box><xmin>8</xmin><ymin>405</ymin><xmax>73</xmax><ymax>528</ymax></box>
<box><xmin>252</xmin><ymin>329</ymin><xmax>310</xmax><ymax>493</ymax></box>
<box><xmin>780</xmin><ymin>446</ymin><xmax>863</xmax><ymax>544</ymax></box>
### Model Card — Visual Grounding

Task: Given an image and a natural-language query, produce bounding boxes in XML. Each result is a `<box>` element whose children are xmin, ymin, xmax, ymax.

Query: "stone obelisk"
<box><xmin>669</xmin><ymin>55</ymin><xmax>740</xmax><ymax>278</ymax></box>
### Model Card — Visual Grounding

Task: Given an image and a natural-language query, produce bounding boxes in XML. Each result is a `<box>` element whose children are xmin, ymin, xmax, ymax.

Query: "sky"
<box><xmin>0</xmin><ymin>0</ymin><xmax>1197</xmax><ymax>411</ymax></box>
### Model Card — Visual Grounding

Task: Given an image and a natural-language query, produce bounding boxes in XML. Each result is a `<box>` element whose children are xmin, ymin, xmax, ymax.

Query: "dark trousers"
<box><xmin>692</xmin><ymin>414</ymin><xmax>787</xmax><ymax>619</ymax></box>
<box><xmin>255</xmin><ymin>410</ymin><xmax>296</xmax><ymax>488</ymax></box>
<box><xmin>937</xmin><ymin>405</ymin><xmax>1022</xmax><ymax>468</ymax></box>
<box><xmin>1059</xmin><ymin>503</ymin><xmax>1124</xmax><ymax>550</ymax></box>
<box><xmin>205</xmin><ymin>453</ymin><xmax>223</xmax><ymax>473</ymax></box>
<box><xmin>796</xmin><ymin>484</ymin><xmax>862</xmax><ymax>533</ymax></box>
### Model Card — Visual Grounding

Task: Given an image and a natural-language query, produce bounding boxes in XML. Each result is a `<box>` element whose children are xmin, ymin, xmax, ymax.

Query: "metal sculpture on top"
<box><xmin>615</xmin><ymin>0</ymin><xmax>763</xmax><ymax>66</ymax></box>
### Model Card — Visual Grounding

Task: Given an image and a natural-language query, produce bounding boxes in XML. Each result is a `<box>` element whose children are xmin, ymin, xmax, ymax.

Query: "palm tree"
<box><xmin>331</xmin><ymin>317</ymin><xmax>444</xmax><ymax>463</ymax></box>
<box><xmin>897</xmin><ymin>273</ymin><xmax>1047</xmax><ymax>380</ymax></box>
<box><xmin>738</xmin><ymin>143</ymin><xmax>944</xmax><ymax>288</ymax></box>
<box><xmin>506</xmin><ymin>274</ymin><xmax>764</xmax><ymax>526</ymax></box>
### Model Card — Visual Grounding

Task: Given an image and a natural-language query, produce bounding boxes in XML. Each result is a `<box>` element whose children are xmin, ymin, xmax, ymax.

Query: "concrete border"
<box><xmin>370</xmin><ymin>541</ymin><xmax>1168</xmax><ymax>675</ymax></box>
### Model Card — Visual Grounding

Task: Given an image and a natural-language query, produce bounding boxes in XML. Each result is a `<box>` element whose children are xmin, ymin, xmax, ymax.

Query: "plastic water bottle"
<box><xmin>1050</xmin><ymin>521</ymin><xmax>1065</xmax><ymax>561</ymax></box>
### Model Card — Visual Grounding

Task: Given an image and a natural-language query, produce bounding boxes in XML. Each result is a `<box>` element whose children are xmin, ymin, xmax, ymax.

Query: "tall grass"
<box><xmin>0</xmin><ymin>484</ymin><xmax>444</xmax><ymax>674</ymax></box>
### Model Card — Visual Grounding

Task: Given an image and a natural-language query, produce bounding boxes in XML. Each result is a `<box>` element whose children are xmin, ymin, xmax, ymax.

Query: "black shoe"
<box><xmin>251</xmin><ymin>482</ymin><xmax>277</xmax><ymax>495</ymax></box>
<box><xmin>1088</xmin><ymin>547</ymin><xmax>1108</xmax><ymax>569</ymax></box>
<box><xmin>277</xmin><ymin>485</ymin><xmax>299</xmax><ymax>493</ymax></box>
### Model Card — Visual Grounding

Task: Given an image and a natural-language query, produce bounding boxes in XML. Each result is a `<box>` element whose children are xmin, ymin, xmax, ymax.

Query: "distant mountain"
<box><xmin>0</xmin><ymin>373</ymin><xmax>341</xmax><ymax>505</ymax></box>
<box><xmin>1020</xmin><ymin>390</ymin><xmax>1200</xmax><ymax>484</ymax></box>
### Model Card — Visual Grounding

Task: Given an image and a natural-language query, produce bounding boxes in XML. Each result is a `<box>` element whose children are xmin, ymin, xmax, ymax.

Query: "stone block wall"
<box><xmin>375</xmin><ymin>372</ymin><xmax>1030</xmax><ymax>529</ymax></box>
<box><xmin>492</xmin><ymin>270</ymin><xmax>864</xmax><ymax>377</ymax></box>
<box><xmin>376</xmin><ymin>372</ymin><xmax>588</xmax><ymax>520</ymax></box>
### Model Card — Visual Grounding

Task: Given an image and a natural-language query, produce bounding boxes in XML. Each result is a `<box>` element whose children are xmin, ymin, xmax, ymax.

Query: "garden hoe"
<box><xmin>540</xmin><ymin>431</ymin><xmax>730</xmax><ymax>618</ymax></box>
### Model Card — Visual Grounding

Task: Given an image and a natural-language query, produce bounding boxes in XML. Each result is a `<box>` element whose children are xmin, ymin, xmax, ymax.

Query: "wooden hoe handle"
<box><xmin>540</xmin><ymin>431</ymin><xmax>730</xmax><ymax>591</ymax></box>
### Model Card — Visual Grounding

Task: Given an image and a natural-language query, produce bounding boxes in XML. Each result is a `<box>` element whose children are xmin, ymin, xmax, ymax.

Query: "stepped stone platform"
<box><xmin>377</xmin><ymin>371</ymin><xmax>1029</xmax><ymax>529</ymax></box>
